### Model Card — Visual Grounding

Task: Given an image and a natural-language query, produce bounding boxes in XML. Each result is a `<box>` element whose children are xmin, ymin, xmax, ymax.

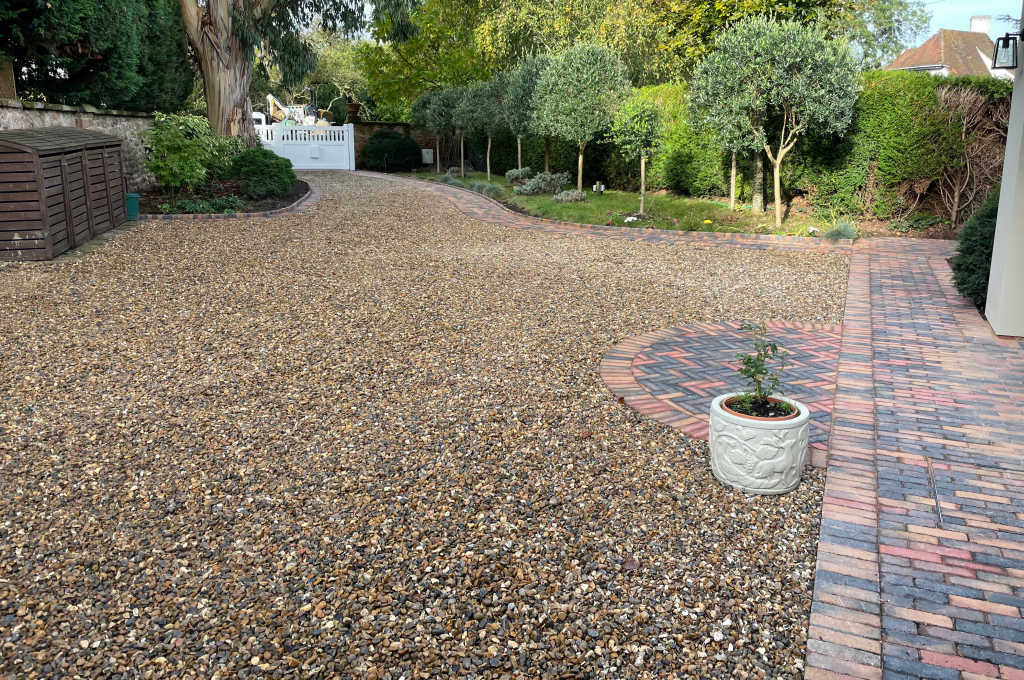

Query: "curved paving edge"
<box><xmin>356</xmin><ymin>171</ymin><xmax>862</xmax><ymax>253</ymax></box>
<box><xmin>139</xmin><ymin>180</ymin><xmax>320</xmax><ymax>221</ymax></box>
<box><xmin>599</xmin><ymin>321</ymin><xmax>843</xmax><ymax>469</ymax></box>
<box><xmin>364</xmin><ymin>169</ymin><xmax>1024</xmax><ymax>678</ymax></box>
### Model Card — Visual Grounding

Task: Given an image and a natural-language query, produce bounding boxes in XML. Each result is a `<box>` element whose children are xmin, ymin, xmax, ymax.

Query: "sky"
<box><xmin>925</xmin><ymin>0</ymin><xmax>1021</xmax><ymax>38</ymax></box>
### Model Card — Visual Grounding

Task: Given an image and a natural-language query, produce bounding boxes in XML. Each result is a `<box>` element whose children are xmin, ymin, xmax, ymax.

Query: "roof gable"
<box><xmin>886</xmin><ymin>29</ymin><xmax>997</xmax><ymax>77</ymax></box>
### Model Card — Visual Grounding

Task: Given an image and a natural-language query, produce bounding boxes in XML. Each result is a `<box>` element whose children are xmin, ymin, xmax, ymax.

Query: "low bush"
<box><xmin>552</xmin><ymin>189</ymin><xmax>586</xmax><ymax>203</ymax></box>
<box><xmin>206</xmin><ymin>135</ymin><xmax>247</xmax><ymax>180</ymax></box>
<box><xmin>466</xmin><ymin>180</ymin><xmax>503</xmax><ymax>198</ymax></box>
<box><xmin>439</xmin><ymin>174</ymin><xmax>466</xmax><ymax>188</ymax></box>
<box><xmin>824</xmin><ymin>218</ymin><xmax>859</xmax><ymax>241</ymax></box>
<box><xmin>361</xmin><ymin>129</ymin><xmax>423</xmax><ymax>172</ymax></box>
<box><xmin>505</xmin><ymin>167</ymin><xmax>533</xmax><ymax>184</ymax></box>
<box><xmin>229</xmin><ymin>148</ymin><xmax>297</xmax><ymax>200</ymax></box>
<box><xmin>159</xmin><ymin>195</ymin><xmax>246</xmax><ymax>214</ymax></box>
<box><xmin>952</xmin><ymin>188</ymin><xmax>999</xmax><ymax>310</ymax></box>
<box><xmin>514</xmin><ymin>171</ymin><xmax>571</xmax><ymax>195</ymax></box>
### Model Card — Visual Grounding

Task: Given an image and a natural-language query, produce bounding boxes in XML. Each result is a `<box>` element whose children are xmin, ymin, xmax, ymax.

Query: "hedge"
<box><xmin>952</xmin><ymin>188</ymin><xmax>1000</xmax><ymax>311</ymax></box>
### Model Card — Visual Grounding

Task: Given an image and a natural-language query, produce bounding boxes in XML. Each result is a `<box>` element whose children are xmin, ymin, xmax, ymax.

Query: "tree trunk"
<box><xmin>517</xmin><ymin>135</ymin><xmax>522</xmax><ymax>171</ymax></box>
<box><xmin>544</xmin><ymin>138</ymin><xmax>551</xmax><ymax>173</ymax></box>
<box><xmin>577</xmin><ymin>146</ymin><xmax>585</xmax><ymax>192</ymax></box>
<box><xmin>436</xmin><ymin>137</ymin><xmax>441</xmax><ymax>174</ymax></box>
<box><xmin>486</xmin><ymin>135</ymin><xmax>491</xmax><ymax>182</ymax></box>
<box><xmin>773</xmin><ymin>160</ymin><xmax>783</xmax><ymax>229</ymax></box>
<box><xmin>729</xmin><ymin>152</ymin><xmax>737</xmax><ymax>211</ymax></box>
<box><xmin>460</xmin><ymin>134</ymin><xmax>465</xmax><ymax>178</ymax></box>
<box><xmin>640</xmin><ymin>155</ymin><xmax>646</xmax><ymax>217</ymax></box>
<box><xmin>179</xmin><ymin>0</ymin><xmax>258</xmax><ymax>146</ymax></box>
<box><xmin>752</xmin><ymin>151</ymin><xmax>764</xmax><ymax>213</ymax></box>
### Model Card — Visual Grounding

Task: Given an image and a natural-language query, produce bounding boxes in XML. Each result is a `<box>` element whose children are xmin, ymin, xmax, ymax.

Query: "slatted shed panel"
<box><xmin>0</xmin><ymin>127</ymin><xmax>128</xmax><ymax>261</ymax></box>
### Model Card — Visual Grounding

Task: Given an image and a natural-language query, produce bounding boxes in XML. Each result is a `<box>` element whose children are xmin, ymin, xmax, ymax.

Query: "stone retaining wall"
<box><xmin>0</xmin><ymin>99</ymin><xmax>154</xmax><ymax>191</ymax></box>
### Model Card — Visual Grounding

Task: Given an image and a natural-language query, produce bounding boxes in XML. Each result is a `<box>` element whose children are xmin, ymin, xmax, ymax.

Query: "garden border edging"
<box><xmin>138</xmin><ymin>180</ymin><xmax>318</xmax><ymax>221</ymax></box>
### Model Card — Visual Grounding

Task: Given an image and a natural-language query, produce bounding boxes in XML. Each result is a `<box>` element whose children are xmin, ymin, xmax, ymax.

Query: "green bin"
<box><xmin>126</xmin><ymin>193</ymin><xmax>140</xmax><ymax>220</ymax></box>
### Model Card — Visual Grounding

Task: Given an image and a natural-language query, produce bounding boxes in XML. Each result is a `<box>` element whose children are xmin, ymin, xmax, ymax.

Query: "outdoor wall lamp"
<box><xmin>993</xmin><ymin>33</ymin><xmax>1020</xmax><ymax>70</ymax></box>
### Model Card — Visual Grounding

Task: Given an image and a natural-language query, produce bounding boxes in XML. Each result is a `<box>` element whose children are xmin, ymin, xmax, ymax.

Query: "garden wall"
<box><xmin>353</xmin><ymin>122</ymin><xmax>435</xmax><ymax>168</ymax></box>
<box><xmin>0</xmin><ymin>98</ymin><xmax>154</xmax><ymax>191</ymax></box>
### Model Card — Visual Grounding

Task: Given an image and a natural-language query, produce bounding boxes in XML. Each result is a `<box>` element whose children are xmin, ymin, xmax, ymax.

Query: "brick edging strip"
<box><xmin>139</xmin><ymin>182</ymin><xmax>319</xmax><ymax>221</ymax></box>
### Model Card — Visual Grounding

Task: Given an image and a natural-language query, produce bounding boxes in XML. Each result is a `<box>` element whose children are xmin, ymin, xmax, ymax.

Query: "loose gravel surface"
<box><xmin>0</xmin><ymin>173</ymin><xmax>848</xmax><ymax>679</ymax></box>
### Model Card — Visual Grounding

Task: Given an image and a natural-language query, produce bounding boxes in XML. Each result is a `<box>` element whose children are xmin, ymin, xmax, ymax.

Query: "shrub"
<box><xmin>514</xmin><ymin>171</ymin><xmax>571</xmax><ymax>195</ymax></box>
<box><xmin>143</xmin><ymin>113</ymin><xmax>247</xmax><ymax>195</ymax></box>
<box><xmin>952</xmin><ymin>188</ymin><xmax>999</xmax><ymax>311</ymax></box>
<box><xmin>505</xmin><ymin>167</ymin><xmax>533</xmax><ymax>184</ymax></box>
<box><xmin>143</xmin><ymin>113</ymin><xmax>211</xmax><ymax>196</ymax></box>
<box><xmin>553</xmin><ymin>189</ymin><xmax>587</xmax><ymax>203</ymax></box>
<box><xmin>162</xmin><ymin>196</ymin><xmax>246</xmax><ymax>214</ymax></box>
<box><xmin>206</xmin><ymin>135</ymin><xmax>247</xmax><ymax>180</ymax></box>
<box><xmin>439</xmin><ymin>174</ymin><xmax>466</xmax><ymax>188</ymax></box>
<box><xmin>229</xmin><ymin>148</ymin><xmax>297</xmax><ymax>200</ymax></box>
<box><xmin>465</xmin><ymin>180</ymin><xmax>503</xmax><ymax>199</ymax></box>
<box><xmin>361</xmin><ymin>129</ymin><xmax>423</xmax><ymax>172</ymax></box>
<box><xmin>824</xmin><ymin>218</ymin><xmax>859</xmax><ymax>241</ymax></box>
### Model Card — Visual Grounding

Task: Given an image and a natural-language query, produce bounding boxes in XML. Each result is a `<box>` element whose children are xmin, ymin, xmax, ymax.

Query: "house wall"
<box><xmin>0</xmin><ymin>99</ymin><xmax>154</xmax><ymax>191</ymax></box>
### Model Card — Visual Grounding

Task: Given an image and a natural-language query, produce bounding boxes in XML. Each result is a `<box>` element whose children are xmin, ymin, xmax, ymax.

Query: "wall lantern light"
<box><xmin>993</xmin><ymin>33</ymin><xmax>1020</xmax><ymax>70</ymax></box>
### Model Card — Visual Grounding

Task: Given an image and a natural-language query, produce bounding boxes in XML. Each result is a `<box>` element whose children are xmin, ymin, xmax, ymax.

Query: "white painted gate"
<box><xmin>255</xmin><ymin>123</ymin><xmax>355</xmax><ymax>170</ymax></box>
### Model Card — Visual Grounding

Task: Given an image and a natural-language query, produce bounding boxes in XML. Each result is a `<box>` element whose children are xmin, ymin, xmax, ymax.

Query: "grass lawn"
<box><xmin>402</xmin><ymin>170</ymin><xmax>824</xmax><ymax>237</ymax></box>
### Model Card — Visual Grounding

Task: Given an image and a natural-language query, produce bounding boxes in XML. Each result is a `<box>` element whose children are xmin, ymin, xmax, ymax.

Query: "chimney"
<box><xmin>970</xmin><ymin>15</ymin><xmax>992</xmax><ymax>35</ymax></box>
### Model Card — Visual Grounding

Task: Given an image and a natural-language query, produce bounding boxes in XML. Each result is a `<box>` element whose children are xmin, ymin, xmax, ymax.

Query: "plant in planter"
<box><xmin>709</xmin><ymin>322</ymin><xmax>809</xmax><ymax>494</ymax></box>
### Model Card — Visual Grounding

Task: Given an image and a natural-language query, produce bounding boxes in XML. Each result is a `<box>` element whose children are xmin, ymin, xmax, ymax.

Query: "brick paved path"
<box><xmin>599</xmin><ymin>322</ymin><xmax>842</xmax><ymax>467</ymax></box>
<box><xmin>364</xmin><ymin>172</ymin><xmax>1024</xmax><ymax>679</ymax></box>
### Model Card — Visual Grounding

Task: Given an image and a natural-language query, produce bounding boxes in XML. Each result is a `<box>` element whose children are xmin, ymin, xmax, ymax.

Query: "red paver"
<box><xmin>364</xmin><ymin>172</ymin><xmax>1024</xmax><ymax>679</ymax></box>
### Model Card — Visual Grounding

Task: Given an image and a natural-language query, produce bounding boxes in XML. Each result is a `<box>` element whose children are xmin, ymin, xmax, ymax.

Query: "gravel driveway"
<box><xmin>1</xmin><ymin>172</ymin><xmax>848</xmax><ymax>678</ymax></box>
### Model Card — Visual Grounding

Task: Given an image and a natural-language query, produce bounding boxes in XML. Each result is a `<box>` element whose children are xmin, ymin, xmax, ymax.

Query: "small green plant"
<box><xmin>229</xmin><ymin>148</ymin><xmax>297</xmax><ymax>200</ymax></box>
<box><xmin>731</xmin><ymin>322</ymin><xmax>792</xmax><ymax>417</ymax></box>
<box><xmin>552</xmin><ymin>189</ymin><xmax>586</xmax><ymax>203</ymax></box>
<box><xmin>514</xmin><ymin>171</ymin><xmax>571</xmax><ymax>196</ymax></box>
<box><xmin>824</xmin><ymin>217</ymin><xmax>859</xmax><ymax>241</ymax></box>
<box><xmin>505</xmin><ymin>167</ymin><xmax>533</xmax><ymax>184</ymax></box>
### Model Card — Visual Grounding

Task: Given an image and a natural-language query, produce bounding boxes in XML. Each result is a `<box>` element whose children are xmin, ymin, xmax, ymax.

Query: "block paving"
<box><xmin>370</xmin><ymin>172</ymin><xmax>1024</xmax><ymax>679</ymax></box>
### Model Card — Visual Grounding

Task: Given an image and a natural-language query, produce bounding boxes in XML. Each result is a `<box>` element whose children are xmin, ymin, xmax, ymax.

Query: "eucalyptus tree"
<box><xmin>533</xmin><ymin>43</ymin><xmax>630</xmax><ymax>191</ymax></box>
<box><xmin>610</xmin><ymin>96</ymin><xmax>662</xmax><ymax>216</ymax></box>
<box><xmin>500</xmin><ymin>54</ymin><xmax>548</xmax><ymax>171</ymax></box>
<box><xmin>176</xmin><ymin>0</ymin><xmax>414</xmax><ymax>143</ymax></box>
<box><xmin>690</xmin><ymin>16</ymin><xmax>859</xmax><ymax>227</ymax></box>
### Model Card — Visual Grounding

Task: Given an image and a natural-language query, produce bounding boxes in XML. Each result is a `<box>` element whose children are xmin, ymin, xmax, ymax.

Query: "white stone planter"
<box><xmin>709</xmin><ymin>393</ymin><xmax>810</xmax><ymax>495</ymax></box>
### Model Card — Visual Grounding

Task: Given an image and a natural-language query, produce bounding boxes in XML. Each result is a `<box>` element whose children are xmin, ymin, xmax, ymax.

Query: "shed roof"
<box><xmin>886</xmin><ymin>30</ymin><xmax>998</xmax><ymax>77</ymax></box>
<box><xmin>0</xmin><ymin>126</ymin><xmax>123</xmax><ymax>153</ymax></box>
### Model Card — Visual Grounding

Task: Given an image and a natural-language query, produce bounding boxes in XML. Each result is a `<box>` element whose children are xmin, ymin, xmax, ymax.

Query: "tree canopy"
<box><xmin>1</xmin><ymin>0</ymin><xmax>193</xmax><ymax>111</ymax></box>
<box><xmin>690</xmin><ymin>15</ymin><xmax>860</xmax><ymax>226</ymax></box>
<box><xmin>534</xmin><ymin>43</ymin><xmax>630</xmax><ymax>189</ymax></box>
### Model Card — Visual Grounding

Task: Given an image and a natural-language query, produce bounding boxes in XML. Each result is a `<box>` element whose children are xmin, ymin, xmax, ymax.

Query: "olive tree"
<box><xmin>501</xmin><ymin>54</ymin><xmax>548</xmax><ymax>171</ymax></box>
<box><xmin>451</xmin><ymin>85</ymin><xmax>475</xmax><ymax>177</ymax></box>
<box><xmin>534</xmin><ymin>43</ymin><xmax>630</xmax><ymax>191</ymax></box>
<box><xmin>411</xmin><ymin>88</ymin><xmax>457</xmax><ymax>174</ymax></box>
<box><xmin>610</xmin><ymin>96</ymin><xmax>661</xmax><ymax>216</ymax></box>
<box><xmin>457</xmin><ymin>80</ymin><xmax>505</xmax><ymax>181</ymax></box>
<box><xmin>690</xmin><ymin>16</ymin><xmax>859</xmax><ymax>227</ymax></box>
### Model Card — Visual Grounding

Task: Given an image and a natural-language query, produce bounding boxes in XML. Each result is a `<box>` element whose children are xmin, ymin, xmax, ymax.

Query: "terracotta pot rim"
<box><xmin>722</xmin><ymin>395</ymin><xmax>800</xmax><ymax>422</ymax></box>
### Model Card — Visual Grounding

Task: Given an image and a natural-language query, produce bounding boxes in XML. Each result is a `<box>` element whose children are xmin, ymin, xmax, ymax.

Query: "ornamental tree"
<box><xmin>500</xmin><ymin>54</ymin><xmax>548</xmax><ymax>170</ymax></box>
<box><xmin>690</xmin><ymin>16</ymin><xmax>859</xmax><ymax>228</ymax></box>
<box><xmin>458</xmin><ymin>80</ymin><xmax>505</xmax><ymax>181</ymax></box>
<box><xmin>533</xmin><ymin>44</ymin><xmax>630</xmax><ymax>191</ymax></box>
<box><xmin>610</xmin><ymin>96</ymin><xmax>662</xmax><ymax>216</ymax></box>
<box><xmin>411</xmin><ymin>88</ymin><xmax>457</xmax><ymax>173</ymax></box>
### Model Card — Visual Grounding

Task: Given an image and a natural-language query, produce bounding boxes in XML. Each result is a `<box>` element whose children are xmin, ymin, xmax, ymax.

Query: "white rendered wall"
<box><xmin>986</xmin><ymin>9</ymin><xmax>1024</xmax><ymax>338</ymax></box>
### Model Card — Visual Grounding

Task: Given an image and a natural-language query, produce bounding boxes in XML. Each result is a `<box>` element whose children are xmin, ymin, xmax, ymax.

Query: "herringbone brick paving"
<box><xmin>367</xmin><ymin>172</ymin><xmax>1024</xmax><ymax>679</ymax></box>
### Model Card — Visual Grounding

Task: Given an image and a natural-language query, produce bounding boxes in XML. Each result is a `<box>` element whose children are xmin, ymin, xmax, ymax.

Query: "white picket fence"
<box><xmin>255</xmin><ymin>123</ymin><xmax>355</xmax><ymax>170</ymax></box>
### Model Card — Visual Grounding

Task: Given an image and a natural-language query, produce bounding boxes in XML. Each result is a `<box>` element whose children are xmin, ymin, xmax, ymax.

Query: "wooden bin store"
<box><xmin>0</xmin><ymin>127</ymin><xmax>128</xmax><ymax>261</ymax></box>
